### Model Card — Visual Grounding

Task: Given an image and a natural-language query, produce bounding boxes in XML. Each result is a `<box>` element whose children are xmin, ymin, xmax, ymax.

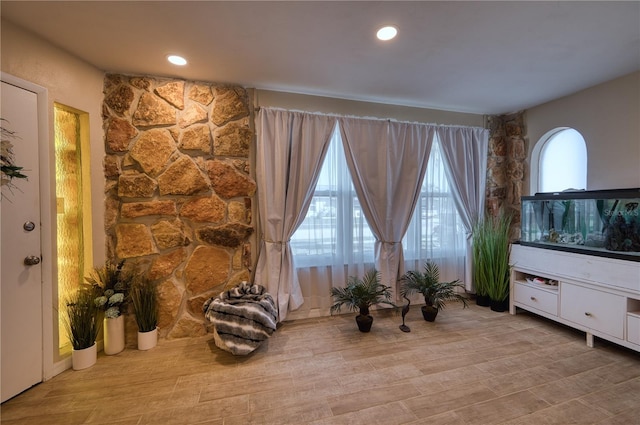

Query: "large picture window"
<box><xmin>291</xmin><ymin>127</ymin><xmax>464</xmax><ymax>270</ymax></box>
<box><xmin>256</xmin><ymin>107</ymin><xmax>487</xmax><ymax>320</ymax></box>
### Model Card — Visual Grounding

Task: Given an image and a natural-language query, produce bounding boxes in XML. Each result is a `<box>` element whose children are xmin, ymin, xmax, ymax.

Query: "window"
<box><xmin>291</xmin><ymin>128</ymin><xmax>464</xmax><ymax>270</ymax></box>
<box><xmin>291</xmin><ymin>126</ymin><xmax>375</xmax><ymax>267</ymax></box>
<box><xmin>536</xmin><ymin>128</ymin><xmax>587</xmax><ymax>193</ymax></box>
<box><xmin>403</xmin><ymin>138</ymin><xmax>465</xmax><ymax>265</ymax></box>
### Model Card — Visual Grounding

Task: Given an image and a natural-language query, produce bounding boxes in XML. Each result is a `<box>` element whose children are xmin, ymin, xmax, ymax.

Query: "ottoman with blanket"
<box><xmin>203</xmin><ymin>281</ymin><xmax>277</xmax><ymax>355</ymax></box>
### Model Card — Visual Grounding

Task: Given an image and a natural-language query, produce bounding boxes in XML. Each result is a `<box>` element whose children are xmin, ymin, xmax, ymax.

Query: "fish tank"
<box><xmin>519</xmin><ymin>188</ymin><xmax>640</xmax><ymax>262</ymax></box>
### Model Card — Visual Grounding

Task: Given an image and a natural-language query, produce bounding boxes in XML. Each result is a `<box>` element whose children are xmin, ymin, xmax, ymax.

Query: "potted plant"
<box><xmin>330</xmin><ymin>268</ymin><xmax>396</xmax><ymax>332</ymax></box>
<box><xmin>85</xmin><ymin>260</ymin><xmax>129</xmax><ymax>355</ymax></box>
<box><xmin>472</xmin><ymin>217</ymin><xmax>492</xmax><ymax>307</ymax></box>
<box><xmin>399</xmin><ymin>260</ymin><xmax>468</xmax><ymax>322</ymax></box>
<box><xmin>1</xmin><ymin>118</ymin><xmax>29</xmax><ymax>194</ymax></box>
<box><xmin>472</xmin><ymin>211</ymin><xmax>513</xmax><ymax>312</ymax></box>
<box><xmin>63</xmin><ymin>286</ymin><xmax>102</xmax><ymax>370</ymax></box>
<box><xmin>130</xmin><ymin>275</ymin><xmax>159</xmax><ymax>350</ymax></box>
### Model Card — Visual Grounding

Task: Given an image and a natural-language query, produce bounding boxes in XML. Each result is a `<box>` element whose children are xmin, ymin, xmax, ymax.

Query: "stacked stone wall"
<box><xmin>486</xmin><ymin>111</ymin><xmax>527</xmax><ymax>238</ymax></box>
<box><xmin>102</xmin><ymin>74</ymin><xmax>256</xmax><ymax>339</ymax></box>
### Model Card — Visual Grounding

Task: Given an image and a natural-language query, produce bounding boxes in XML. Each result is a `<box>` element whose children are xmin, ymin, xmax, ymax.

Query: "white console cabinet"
<box><xmin>510</xmin><ymin>244</ymin><xmax>640</xmax><ymax>352</ymax></box>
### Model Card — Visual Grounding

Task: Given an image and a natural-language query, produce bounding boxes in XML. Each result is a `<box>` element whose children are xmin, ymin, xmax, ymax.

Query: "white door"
<box><xmin>1</xmin><ymin>81</ymin><xmax>43</xmax><ymax>403</ymax></box>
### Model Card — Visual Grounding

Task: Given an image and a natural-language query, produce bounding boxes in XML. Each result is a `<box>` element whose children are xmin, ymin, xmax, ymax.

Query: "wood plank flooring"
<box><xmin>2</xmin><ymin>303</ymin><xmax>639</xmax><ymax>424</ymax></box>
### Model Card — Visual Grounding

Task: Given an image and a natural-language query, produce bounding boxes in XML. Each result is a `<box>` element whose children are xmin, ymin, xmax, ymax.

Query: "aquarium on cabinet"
<box><xmin>520</xmin><ymin>188</ymin><xmax>640</xmax><ymax>261</ymax></box>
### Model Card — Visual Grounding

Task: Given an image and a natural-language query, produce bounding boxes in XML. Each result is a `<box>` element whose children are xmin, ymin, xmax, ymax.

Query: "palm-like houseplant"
<box><xmin>330</xmin><ymin>268</ymin><xmax>396</xmax><ymax>332</ymax></box>
<box><xmin>472</xmin><ymin>210</ymin><xmax>513</xmax><ymax>312</ymax></box>
<box><xmin>63</xmin><ymin>285</ymin><xmax>102</xmax><ymax>370</ymax></box>
<box><xmin>130</xmin><ymin>275</ymin><xmax>159</xmax><ymax>350</ymax></box>
<box><xmin>399</xmin><ymin>260</ymin><xmax>468</xmax><ymax>322</ymax></box>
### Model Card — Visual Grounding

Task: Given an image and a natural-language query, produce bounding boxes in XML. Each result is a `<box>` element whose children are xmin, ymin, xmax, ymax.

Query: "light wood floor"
<box><xmin>2</xmin><ymin>302</ymin><xmax>639</xmax><ymax>425</ymax></box>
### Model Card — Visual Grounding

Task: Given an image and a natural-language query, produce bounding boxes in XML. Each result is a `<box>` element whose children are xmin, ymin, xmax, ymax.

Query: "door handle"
<box><xmin>24</xmin><ymin>256</ymin><xmax>41</xmax><ymax>266</ymax></box>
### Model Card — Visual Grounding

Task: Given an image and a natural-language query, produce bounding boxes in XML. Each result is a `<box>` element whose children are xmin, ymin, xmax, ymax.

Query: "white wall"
<box><xmin>1</xmin><ymin>18</ymin><xmax>106</xmax><ymax>263</ymax></box>
<box><xmin>526</xmin><ymin>71</ymin><xmax>640</xmax><ymax>192</ymax></box>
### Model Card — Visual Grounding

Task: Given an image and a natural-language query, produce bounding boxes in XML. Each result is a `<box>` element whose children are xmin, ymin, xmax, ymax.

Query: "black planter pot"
<box><xmin>475</xmin><ymin>294</ymin><xmax>491</xmax><ymax>307</ymax></box>
<box><xmin>490</xmin><ymin>298</ymin><xmax>509</xmax><ymax>312</ymax></box>
<box><xmin>421</xmin><ymin>305</ymin><xmax>438</xmax><ymax>322</ymax></box>
<box><xmin>356</xmin><ymin>314</ymin><xmax>373</xmax><ymax>332</ymax></box>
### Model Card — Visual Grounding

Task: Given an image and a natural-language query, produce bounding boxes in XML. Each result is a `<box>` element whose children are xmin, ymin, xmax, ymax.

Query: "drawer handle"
<box><xmin>530</xmin><ymin>296</ymin><xmax>537</xmax><ymax>301</ymax></box>
<box><xmin>584</xmin><ymin>312</ymin><xmax>592</xmax><ymax>317</ymax></box>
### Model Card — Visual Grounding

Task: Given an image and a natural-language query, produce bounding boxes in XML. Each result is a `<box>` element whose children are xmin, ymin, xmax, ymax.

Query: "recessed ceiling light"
<box><xmin>376</xmin><ymin>26</ymin><xmax>397</xmax><ymax>41</ymax></box>
<box><xmin>167</xmin><ymin>55</ymin><xmax>187</xmax><ymax>66</ymax></box>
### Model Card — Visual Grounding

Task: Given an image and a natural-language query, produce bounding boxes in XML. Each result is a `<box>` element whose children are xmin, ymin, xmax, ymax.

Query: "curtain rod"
<box><xmin>252</xmin><ymin>106</ymin><xmax>487</xmax><ymax>132</ymax></box>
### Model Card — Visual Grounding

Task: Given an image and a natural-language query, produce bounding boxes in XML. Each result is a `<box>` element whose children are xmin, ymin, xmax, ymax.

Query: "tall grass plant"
<box><xmin>472</xmin><ymin>211</ymin><xmax>513</xmax><ymax>302</ymax></box>
<box><xmin>63</xmin><ymin>286</ymin><xmax>101</xmax><ymax>350</ymax></box>
<box><xmin>130</xmin><ymin>276</ymin><xmax>158</xmax><ymax>333</ymax></box>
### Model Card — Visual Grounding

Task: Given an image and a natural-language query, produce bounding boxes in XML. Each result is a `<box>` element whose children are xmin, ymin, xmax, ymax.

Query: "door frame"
<box><xmin>1</xmin><ymin>72</ymin><xmax>55</xmax><ymax>381</ymax></box>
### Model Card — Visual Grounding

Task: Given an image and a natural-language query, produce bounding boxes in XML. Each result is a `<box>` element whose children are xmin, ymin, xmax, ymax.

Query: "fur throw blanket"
<box><xmin>203</xmin><ymin>282</ymin><xmax>277</xmax><ymax>355</ymax></box>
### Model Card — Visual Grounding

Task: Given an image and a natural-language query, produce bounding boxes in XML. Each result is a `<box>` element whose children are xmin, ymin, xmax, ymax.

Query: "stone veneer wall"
<box><xmin>102</xmin><ymin>74</ymin><xmax>256</xmax><ymax>339</ymax></box>
<box><xmin>486</xmin><ymin>111</ymin><xmax>527</xmax><ymax>238</ymax></box>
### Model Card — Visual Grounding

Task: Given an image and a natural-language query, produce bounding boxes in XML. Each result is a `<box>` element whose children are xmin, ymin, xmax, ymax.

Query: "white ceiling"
<box><xmin>2</xmin><ymin>1</ymin><xmax>639</xmax><ymax>115</ymax></box>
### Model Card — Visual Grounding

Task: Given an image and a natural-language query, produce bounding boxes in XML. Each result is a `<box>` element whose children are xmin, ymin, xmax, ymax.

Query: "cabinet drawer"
<box><xmin>514</xmin><ymin>282</ymin><xmax>558</xmax><ymax>316</ymax></box>
<box><xmin>560</xmin><ymin>283</ymin><xmax>625</xmax><ymax>339</ymax></box>
<box><xmin>628</xmin><ymin>313</ymin><xmax>640</xmax><ymax>346</ymax></box>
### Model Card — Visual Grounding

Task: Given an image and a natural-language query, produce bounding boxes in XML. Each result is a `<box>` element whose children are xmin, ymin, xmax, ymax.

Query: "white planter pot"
<box><xmin>104</xmin><ymin>315</ymin><xmax>125</xmax><ymax>355</ymax></box>
<box><xmin>72</xmin><ymin>343</ymin><xmax>97</xmax><ymax>370</ymax></box>
<box><xmin>137</xmin><ymin>327</ymin><xmax>158</xmax><ymax>351</ymax></box>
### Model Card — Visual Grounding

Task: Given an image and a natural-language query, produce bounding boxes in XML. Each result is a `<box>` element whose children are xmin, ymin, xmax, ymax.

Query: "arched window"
<box><xmin>532</xmin><ymin>128</ymin><xmax>587</xmax><ymax>193</ymax></box>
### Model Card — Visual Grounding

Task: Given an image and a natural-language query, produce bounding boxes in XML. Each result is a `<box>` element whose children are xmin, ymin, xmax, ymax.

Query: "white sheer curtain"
<box><xmin>338</xmin><ymin>117</ymin><xmax>434</xmax><ymax>299</ymax></box>
<box><xmin>437</xmin><ymin>126</ymin><xmax>489</xmax><ymax>291</ymax></box>
<box><xmin>254</xmin><ymin>108</ymin><xmax>336</xmax><ymax>321</ymax></box>
<box><xmin>403</xmin><ymin>137</ymin><xmax>466</xmax><ymax>286</ymax></box>
<box><xmin>289</xmin><ymin>127</ymin><xmax>376</xmax><ymax>319</ymax></box>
